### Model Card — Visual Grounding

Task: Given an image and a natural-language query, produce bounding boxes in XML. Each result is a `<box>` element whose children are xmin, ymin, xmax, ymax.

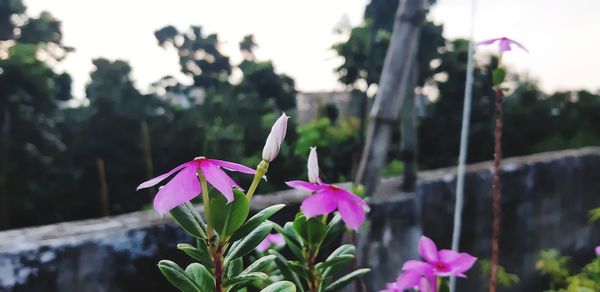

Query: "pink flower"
<box><xmin>478</xmin><ymin>37</ymin><xmax>528</xmax><ymax>53</ymax></box>
<box><xmin>255</xmin><ymin>233</ymin><xmax>285</xmax><ymax>252</ymax></box>
<box><xmin>137</xmin><ymin>157</ymin><xmax>255</xmax><ymax>214</ymax></box>
<box><xmin>596</xmin><ymin>245</ymin><xmax>600</xmax><ymax>256</ymax></box>
<box><xmin>262</xmin><ymin>113</ymin><xmax>289</xmax><ymax>162</ymax></box>
<box><xmin>286</xmin><ymin>147</ymin><xmax>369</xmax><ymax>231</ymax></box>
<box><xmin>382</xmin><ymin>264</ymin><xmax>436</xmax><ymax>292</ymax></box>
<box><xmin>407</xmin><ymin>236</ymin><xmax>477</xmax><ymax>278</ymax></box>
<box><xmin>307</xmin><ymin>147</ymin><xmax>319</xmax><ymax>184</ymax></box>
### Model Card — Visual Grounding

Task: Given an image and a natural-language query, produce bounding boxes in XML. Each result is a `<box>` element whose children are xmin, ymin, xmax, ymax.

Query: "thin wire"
<box><xmin>450</xmin><ymin>0</ymin><xmax>477</xmax><ymax>291</ymax></box>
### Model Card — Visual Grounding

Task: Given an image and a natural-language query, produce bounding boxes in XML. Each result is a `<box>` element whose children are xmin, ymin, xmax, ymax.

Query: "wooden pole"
<box><xmin>96</xmin><ymin>158</ymin><xmax>110</xmax><ymax>216</ymax></box>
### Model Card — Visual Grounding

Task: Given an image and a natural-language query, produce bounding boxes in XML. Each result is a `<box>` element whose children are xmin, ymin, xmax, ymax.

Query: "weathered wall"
<box><xmin>1</xmin><ymin>147</ymin><xmax>599</xmax><ymax>291</ymax></box>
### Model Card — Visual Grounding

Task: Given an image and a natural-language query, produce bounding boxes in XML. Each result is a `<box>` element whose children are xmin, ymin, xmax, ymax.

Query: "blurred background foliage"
<box><xmin>0</xmin><ymin>0</ymin><xmax>599</xmax><ymax>230</ymax></box>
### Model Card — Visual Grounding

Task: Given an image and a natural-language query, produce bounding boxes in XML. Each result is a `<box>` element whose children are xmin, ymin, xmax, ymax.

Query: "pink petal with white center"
<box><xmin>200</xmin><ymin>161</ymin><xmax>238</xmax><ymax>203</ymax></box>
<box><xmin>286</xmin><ymin>180</ymin><xmax>328</xmax><ymax>192</ymax></box>
<box><xmin>300</xmin><ymin>190</ymin><xmax>337</xmax><ymax>218</ymax></box>
<box><xmin>137</xmin><ymin>161</ymin><xmax>193</xmax><ymax>190</ymax></box>
<box><xmin>152</xmin><ymin>164</ymin><xmax>201</xmax><ymax>214</ymax></box>
<box><xmin>209</xmin><ymin>159</ymin><xmax>255</xmax><ymax>174</ymax></box>
<box><xmin>419</xmin><ymin>236</ymin><xmax>439</xmax><ymax>263</ymax></box>
<box><xmin>337</xmin><ymin>190</ymin><xmax>366</xmax><ymax>230</ymax></box>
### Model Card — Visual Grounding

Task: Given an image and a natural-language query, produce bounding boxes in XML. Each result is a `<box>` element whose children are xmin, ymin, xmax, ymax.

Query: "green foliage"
<box><xmin>208</xmin><ymin>189</ymin><xmax>250</xmax><ymax>239</ymax></box>
<box><xmin>272</xmin><ymin>214</ymin><xmax>369</xmax><ymax>292</ymax></box>
<box><xmin>536</xmin><ymin>249</ymin><xmax>600</xmax><ymax>291</ymax></box>
<box><xmin>479</xmin><ymin>259</ymin><xmax>520</xmax><ymax>288</ymax></box>
<box><xmin>589</xmin><ymin>207</ymin><xmax>600</xmax><ymax>222</ymax></box>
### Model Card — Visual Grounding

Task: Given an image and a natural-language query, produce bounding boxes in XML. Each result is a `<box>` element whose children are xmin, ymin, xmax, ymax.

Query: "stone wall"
<box><xmin>1</xmin><ymin>147</ymin><xmax>599</xmax><ymax>291</ymax></box>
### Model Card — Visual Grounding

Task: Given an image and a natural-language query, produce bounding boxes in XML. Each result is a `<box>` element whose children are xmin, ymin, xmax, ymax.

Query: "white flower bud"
<box><xmin>262</xmin><ymin>113</ymin><xmax>288</xmax><ymax>162</ymax></box>
<box><xmin>307</xmin><ymin>147</ymin><xmax>319</xmax><ymax>184</ymax></box>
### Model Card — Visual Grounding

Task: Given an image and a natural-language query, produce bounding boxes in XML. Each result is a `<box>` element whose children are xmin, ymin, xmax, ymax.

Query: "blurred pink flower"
<box><xmin>596</xmin><ymin>245</ymin><xmax>600</xmax><ymax>256</ymax></box>
<box><xmin>286</xmin><ymin>148</ymin><xmax>369</xmax><ymax>230</ymax></box>
<box><xmin>256</xmin><ymin>233</ymin><xmax>285</xmax><ymax>252</ymax></box>
<box><xmin>410</xmin><ymin>236</ymin><xmax>477</xmax><ymax>277</ymax></box>
<box><xmin>382</xmin><ymin>265</ymin><xmax>436</xmax><ymax>292</ymax></box>
<box><xmin>137</xmin><ymin>157</ymin><xmax>254</xmax><ymax>214</ymax></box>
<box><xmin>478</xmin><ymin>37</ymin><xmax>528</xmax><ymax>53</ymax></box>
<box><xmin>262</xmin><ymin>113</ymin><xmax>289</xmax><ymax>162</ymax></box>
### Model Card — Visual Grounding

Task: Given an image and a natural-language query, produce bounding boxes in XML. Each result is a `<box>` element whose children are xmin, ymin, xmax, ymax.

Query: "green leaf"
<box><xmin>177</xmin><ymin>243</ymin><xmax>214</xmax><ymax>269</ymax></box>
<box><xmin>208</xmin><ymin>189</ymin><xmax>250</xmax><ymax>239</ymax></box>
<box><xmin>261</xmin><ymin>281</ymin><xmax>297</xmax><ymax>292</ymax></box>
<box><xmin>185</xmin><ymin>263</ymin><xmax>214</xmax><ymax>291</ymax></box>
<box><xmin>268</xmin><ymin>250</ymin><xmax>305</xmax><ymax>292</ymax></box>
<box><xmin>293</xmin><ymin>214</ymin><xmax>327</xmax><ymax>247</ymax></box>
<box><xmin>225</xmin><ymin>222</ymin><xmax>272</xmax><ymax>264</ymax></box>
<box><xmin>316</xmin><ymin>254</ymin><xmax>353</xmax><ymax>272</ymax></box>
<box><xmin>492</xmin><ymin>68</ymin><xmax>506</xmax><ymax>87</ymax></box>
<box><xmin>157</xmin><ymin>260</ymin><xmax>202</xmax><ymax>292</ymax></box>
<box><xmin>273</xmin><ymin>222</ymin><xmax>303</xmax><ymax>260</ymax></box>
<box><xmin>241</xmin><ymin>255</ymin><xmax>277</xmax><ymax>275</ymax></box>
<box><xmin>226</xmin><ymin>272</ymin><xmax>268</xmax><ymax>288</ymax></box>
<box><xmin>288</xmin><ymin>261</ymin><xmax>313</xmax><ymax>281</ymax></box>
<box><xmin>323</xmin><ymin>268</ymin><xmax>370</xmax><ymax>292</ymax></box>
<box><xmin>320</xmin><ymin>214</ymin><xmax>344</xmax><ymax>248</ymax></box>
<box><xmin>226</xmin><ymin>257</ymin><xmax>244</xmax><ymax>278</ymax></box>
<box><xmin>169</xmin><ymin>202</ymin><xmax>206</xmax><ymax>239</ymax></box>
<box><xmin>230</xmin><ymin>204</ymin><xmax>285</xmax><ymax>243</ymax></box>
<box><xmin>326</xmin><ymin>245</ymin><xmax>355</xmax><ymax>260</ymax></box>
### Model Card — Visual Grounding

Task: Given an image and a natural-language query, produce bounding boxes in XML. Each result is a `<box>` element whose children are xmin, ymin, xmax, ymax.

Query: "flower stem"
<box><xmin>198</xmin><ymin>172</ymin><xmax>215</xmax><ymax>244</ymax></box>
<box><xmin>213</xmin><ymin>243</ymin><xmax>224</xmax><ymax>292</ymax></box>
<box><xmin>246</xmin><ymin>160</ymin><xmax>269</xmax><ymax>200</ymax></box>
<box><xmin>489</xmin><ymin>86</ymin><xmax>504</xmax><ymax>292</ymax></box>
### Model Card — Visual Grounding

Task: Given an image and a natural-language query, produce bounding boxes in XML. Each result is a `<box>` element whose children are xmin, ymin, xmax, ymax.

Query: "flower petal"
<box><xmin>596</xmin><ymin>245</ymin><xmax>600</xmax><ymax>256</ymax></box>
<box><xmin>449</xmin><ymin>252</ymin><xmax>477</xmax><ymax>275</ymax></box>
<box><xmin>418</xmin><ymin>236</ymin><xmax>439</xmax><ymax>263</ymax></box>
<box><xmin>255</xmin><ymin>238</ymin><xmax>272</xmax><ymax>252</ymax></box>
<box><xmin>477</xmin><ymin>38</ymin><xmax>499</xmax><ymax>46</ymax></box>
<box><xmin>438</xmin><ymin>249</ymin><xmax>461</xmax><ymax>264</ymax></box>
<box><xmin>421</xmin><ymin>273</ymin><xmax>437</xmax><ymax>292</ymax></box>
<box><xmin>300</xmin><ymin>190</ymin><xmax>337</xmax><ymax>218</ymax></box>
<box><xmin>395</xmin><ymin>271</ymin><xmax>421</xmax><ymax>290</ymax></box>
<box><xmin>402</xmin><ymin>260</ymin><xmax>433</xmax><ymax>274</ymax></box>
<box><xmin>153</xmin><ymin>165</ymin><xmax>201</xmax><ymax>214</ymax></box>
<box><xmin>337</xmin><ymin>190</ymin><xmax>366</xmax><ymax>230</ymax></box>
<box><xmin>286</xmin><ymin>180</ymin><xmax>328</xmax><ymax>192</ymax></box>
<box><xmin>307</xmin><ymin>147</ymin><xmax>320</xmax><ymax>184</ymax></box>
<box><xmin>268</xmin><ymin>233</ymin><xmax>285</xmax><ymax>247</ymax></box>
<box><xmin>209</xmin><ymin>159</ymin><xmax>255</xmax><ymax>174</ymax></box>
<box><xmin>499</xmin><ymin>38</ymin><xmax>512</xmax><ymax>52</ymax></box>
<box><xmin>200</xmin><ymin>161</ymin><xmax>238</xmax><ymax>202</ymax></box>
<box><xmin>137</xmin><ymin>161</ymin><xmax>193</xmax><ymax>190</ymax></box>
<box><xmin>509</xmin><ymin>38</ymin><xmax>529</xmax><ymax>53</ymax></box>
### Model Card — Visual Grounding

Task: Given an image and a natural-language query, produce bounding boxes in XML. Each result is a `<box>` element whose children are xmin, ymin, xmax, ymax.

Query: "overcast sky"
<box><xmin>24</xmin><ymin>0</ymin><xmax>600</xmax><ymax>98</ymax></box>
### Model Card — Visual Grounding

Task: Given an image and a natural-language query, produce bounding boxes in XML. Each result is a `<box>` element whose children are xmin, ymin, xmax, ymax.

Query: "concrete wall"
<box><xmin>1</xmin><ymin>147</ymin><xmax>599</xmax><ymax>291</ymax></box>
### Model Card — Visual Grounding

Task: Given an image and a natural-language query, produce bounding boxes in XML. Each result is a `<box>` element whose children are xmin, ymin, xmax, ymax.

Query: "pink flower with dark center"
<box><xmin>406</xmin><ymin>236</ymin><xmax>477</xmax><ymax>278</ymax></box>
<box><xmin>137</xmin><ymin>157</ymin><xmax>255</xmax><ymax>214</ymax></box>
<box><xmin>478</xmin><ymin>37</ymin><xmax>528</xmax><ymax>53</ymax></box>
<box><xmin>255</xmin><ymin>233</ymin><xmax>285</xmax><ymax>252</ymax></box>
<box><xmin>286</xmin><ymin>147</ymin><xmax>369</xmax><ymax>230</ymax></box>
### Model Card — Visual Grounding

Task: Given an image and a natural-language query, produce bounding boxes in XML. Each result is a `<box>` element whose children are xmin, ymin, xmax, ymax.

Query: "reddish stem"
<box><xmin>214</xmin><ymin>244</ymin><xmax>224</xmax><ymax>292</ymax></box>
<box><xmin>489</xmin><ymin>87</ymin><xmax>504</xmax><ymax>292</ymax></box>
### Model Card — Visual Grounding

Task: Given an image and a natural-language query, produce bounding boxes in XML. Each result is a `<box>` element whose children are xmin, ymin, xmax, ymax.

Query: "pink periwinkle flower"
<box><xmin>262</xmin><ymin>113</ymin><xmax>289</xmax><ymax>162</ymax></box>
<box><xmin>383</xmin><ymin>236</ymin><xmax>476</xmax><ymax>291</ymax></box>
<box><xmin>596</xmin><ymin>245</ymin><xmax>600</xmax><ymax>256</ymax></box>
<box><xmin>256</xmin><ymin>233</ymin><xmax>285</xmax><ymax>252</ymax></box>
<box><xmin>137</xmin><ymin>157</ymin><xmax>255</xmax><ymax>214</ymax></box>
<box><xmin>286</xmin><ymin>147</ymin><xmax>369</xmax><ymax>231</ymax></box>
<box><xmin>478</xmin><ymin>37</ymin><xmax>528</xmax><ymax>53</ymax></box>
<box><xmin>382</xmin><ymin>265</ymin><xmax>436</xmax><ymax>292</ymax></box>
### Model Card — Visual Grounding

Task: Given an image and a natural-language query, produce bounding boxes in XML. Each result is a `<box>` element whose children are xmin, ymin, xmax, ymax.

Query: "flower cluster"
<box><xmin>383</xmin><ymin>236</ymin><xmax>476</xmax><ymax>292</ymax></box>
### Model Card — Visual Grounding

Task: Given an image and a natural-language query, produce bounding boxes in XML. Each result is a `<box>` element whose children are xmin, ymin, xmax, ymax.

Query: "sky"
<box><xmin>24</xmin><ymin>0</ymin><xmax>600</xmax><ymax>98</ymax></box>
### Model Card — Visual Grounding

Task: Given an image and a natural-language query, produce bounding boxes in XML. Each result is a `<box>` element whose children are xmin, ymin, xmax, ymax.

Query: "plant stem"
<box><xmin>213</xmin><ymin>243</ymin><xmax>224</xmax><ymax>292</ymax></box>
<box><xmin>307</xmin><ymin>249</ymin><xmax>319</xmax><ymax>292</ymax></box>
<box><xmin>246</xmin><ymin>160</ymin><xmax>269</xmax><ymax>200</ymax></box>
<box><xmin>198</xmin><ymin>172</ymin><xmax>215</xmax><ymax>244</ymax></box>
<box><xmin>489</xmin><ymin>87</ymin><xmax>504</xmax><ymax>292</ymax></box>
